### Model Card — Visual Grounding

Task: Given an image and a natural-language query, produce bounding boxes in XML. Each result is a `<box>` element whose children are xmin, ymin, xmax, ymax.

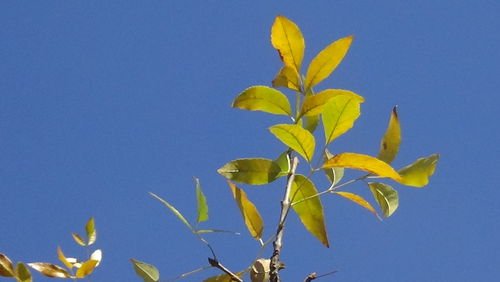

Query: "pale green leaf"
<box><xmin>323</xmin><ymin>149</ymin><xmax>344</xmax><ymax>185</ymax></box>
<box><xmin>368</xmin><ymin>182</ymin><xmax>399</xmax><ymax>217</ymax></box>
<box><xmin>75</xmin><ymin>260</ymin><xmax>98</xmax><ymax>278</ymax></box>
<box><xmin>194</xmin><ymin>177</ymin><xmax>209</xmax><ymax>224</ymax></box>
<box><xmin>71</xmin><ymin>233</ymin><xmax>86</xmax><ymax>246</ymax></box>
<box><xmin>398</xmin><ymin>154</ymin><xmax>439</xmax><ymax>187</ymax></box>
<box><xmin>232</xmin><ymin>86</ymin><xmax>292</xmax><ymax>116</ymax></box>
<box><xmin>15</xmin><ymin>263</ymin><xmax>31</xmax><ymax>282</ymax></box>
<box><xmin>228</xmin><ymin>181</ymin><xmax>264</xmax><ymax>240</ymax></box>
<box><xmin>217</xmin><ymin>158</ymin><xmax>282</xmax><ymax>185</ymax></box>
<box><xmin>334</xmin><ymin>191</ymin><xmax>380</xmax><ymax>219</ymax></box>
<box><xmin>322</xmin><ymin>94</ymin><xmax>363</xmax><ymax>144</ymax></box>
<box><xmin>27</xmin><ymin>263</ymin><xmax>70</xmax><ymax>278</ymax></box>
<box><xmin>149</xmin><ymin>192</ymin><xmax>195</xmax><ymax>233</ymax></box>
<box><xmin>269</xmin><ymin>124</ymin><xmax>315</xmax><ymax>162</ymax></box>
<box><xmin>300</xmin><ymin>89</ymin><xmax>364</xmax><ymax>118</ymax></box>
<box><xmin>57</xmin><ymin>247</ymin><xmax>73</xmax><ymax>270</ymax></box>
<box><xmin>196</xmin><ymin>229</ymin><xmax>240</xmax><ymax>235</ymax></box>
<box><xmin>290</xmin><ymin>175</ymin><xmax>329</xmax><ymax>247</ymax></box>
<box><xmin>378</xmin><ymin>106</ymin><xmax>401</xmax><ymax>164</ymax></box>
<box><xmin>131</xmin><ymin>259</ymin><xmax>159</xmax><ymax>282</ymax></box>
<box><xmin>305</xmin><ymin>35</ymin><xmax>353</xmax><ymax>89</ymax></box>
<box><xmin>272</xmin><ymin>65</ymin><xmax>300</xmax><ymax>91</ymax></box>
<box><xmin>271</xmin><ymin>15</ymin><xmax>305</xmax><ymax>72</ymax></box>
<box><xmin>323</xmin><ymin>152</ymin><xmax>402</xmax><ymax>182</ymax></box>
<box><xmin>85</xmin><ymin>217</ymin><xmax>96</xmax><ymax>246</ymax></box>
<box><xmin>0</xmin><ymin>253</ymin><xmax>15</xmax><ymax>277</ymax></box>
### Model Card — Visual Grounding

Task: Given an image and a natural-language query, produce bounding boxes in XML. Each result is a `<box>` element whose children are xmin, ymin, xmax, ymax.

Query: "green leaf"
<box><xmin>15</xmin><ymin>263</ymin><xmax>31</xmax><ymax>282</ymax></box>
<box><xmin>85</xmin><ymin>217</ymin><xmax>96</xmax><ymax>246</ymax></box>
<box><xmin>323</xmin><ymin>149</ymin><xmax>344</xmax><ymax>185</ymax></box>
<box><xmin>75</xmin><ymin>260</ymin><xmax>98</xmax><ymax>278</ymax></box>
<box><xmin>217</xmin><ymin>158</ymin><xmax>282</xmax><ymax>185</ymax></box>
<box><xmin>272</xmin><ymin>65</ymin><xmax>300</xmax><ymax>91</ymax></box>
<box><xmin>378</xmin><ymin>106</ymin><xmax>401</xmax><ymax>164</ymax></box>
<box><xmin>196</xmin><ymin>229</ymin><xmax>240</xmax><ymax>235</ymax></box>
<box><xmin>323</xmin><ymin>152</ymin><xmax>402</xmax><ymax>182</ymax></box>
<box><xmin>300</xmin><ymin>89</ymin><xmax>364</xmax><ymax>118</ymax></box>
<box><xmin>0</xmin><ymin>253</ymin><xmax>15</xmax><ymax>277</ymax></box>
<box><xmin>334</xmin><ymin>191</ymin><xmax>380</xmax><ymax>219</ymax></box>
<box><xmin>269</xmin><ymin>124</ymin><xmax>315</xmax><ymax>162</ymax></box>
<box><xmin>149</xmin><ymin>192</ymin><xmax>195</xmax><ymax>233</ymax></box>
<box><xmin>194</xmin><ymin>177</ymin><xmax>209</xmax><ymax>224</ymax></box>
<box><xmin>398</xmin><ymin>154</ymin><xmax>439</xmax><ymax>187</ymax></box>
<box><xmin>232</xmin><ymin>86</ymin><xmax>292</xmax><ymax>116</ymax></box>
<box><xmin>368</xmin><ymin>182</ymin><xmax>399</xmax><ymax>217</ymax></box>
<box><xmin>274</xmin><ymin>151</ymin><xmax>290</xmax><ymax>177</ymax></box>
<box><xmin>305</xmin><ymin>35</ymin><xmax>353</xmax><ymax>89</ymax></box>
<box><xmin>322</xmin><ymin>94</ymin><xmax>363</xmax><ymax>145</ymax></box>
<box><xmin>271</xmin><ymin>15</ymin><xmax>305</xmax><ymax>72</ymax></box>
<box><xmin>27</xmin><ymin>263</ymin><xmax>71</xmax><ymax>278</ymax></box>
<box><xmin>290</xmin><ymin>175</ymin><xmax>329</xmax><ymax>247</ymax></box>
<box><xmin>130</xmin><ymin>259</ymin><xmax>159</xmax><ymax>282</ymax></box>
<box><xmin>71</xmin><ymin>233</ymin><xmax>86</xmax><ymax>246</ymax></box>
<box><xmin>304</xmin><ymin>115</ymin><xmax>319</xmax><ymax>133</ymax></box>
<box><xmin>228</xmin><ymin>181</ymin><xmax>264</xmax><ymax>240</ymax></box>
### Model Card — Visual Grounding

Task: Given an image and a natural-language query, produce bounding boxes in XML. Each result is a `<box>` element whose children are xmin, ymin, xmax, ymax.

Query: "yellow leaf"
<box><xmin>71</xmin><ymin>233</ymin><xmax>86</xmax><ymax>246</ymax></box>
<box><xmin>321</xmin><ymin>94</ymin><xmax>363</xmax><ymax>144</ymax></box>
<box><xmin>0</xmin><ymin>253</ymin><xmax>15</xmax><ymax>277</ymax></box>
<box><xmin>305</xmin><ymin>35</ymin><xmax>353</xmax><ymax>89</ymax></box>
<box><xmin>27</xmin><ymin>263</ymin><xmax>70</xmax><ymax>278</ymax></box>
<box><xmin>232</xmin><ymin>86</ymin><xmax>292</xmax><ymax>116</ymax></box>
<box><xmin>75</xmin><ymin>260</ymin><xmax>98</xmax><ymax>278</ymax></box>
<box><xmin>57</xmin><ymin>247</ymin><xmax>73</xmax><ymax>270</ymax></box>
<box><xmin>272</xmin><ymin>66</ymin><xmax>300</xmax><ymax>91</ymax></box>
<box><xmin>290</xmin><ymin>175</ymin><xmax>329</xmax><ymax>247</ymax></box>
<box><xmin>334</xmin><ymin>191</ymin><xmax>380</xmax><ymax>219</ymax></box>
<box><xmin>300</xmin><ymin>89</ymin><xmax>364</xmax><ymax>118</ymax></box>
<box><xmin>85</xmin><ymin>217</ymin><xmax>96</xmax><ymax>246</ymax></box>
<box><xmin>90</xmin><ymin>249</ymin><xmax>102</xmax><ymax>267</ymax></box>
<box><xmin>204</xmin><ymin>272</ymin><xmax>244</xmax><ymax>282</ymax></box>
<box><xmin>378</xmin><ymin>106</ymin><xmax>401</xmax><ymax>164</ymax></box>
<box><xmin>323</xmin><ymin>152</ymin><xmax>402</xmax><ymax>182</ymax></box>
<box><xmin>398</xmin><ymin>154</ymin><xmax>439</xmax><ymax>187</ymax></box>
<box><xmin>228</xmin><ymin>181</ymin><xmax>264</xmax><ymax>240</ymax></box>
<box><xmin>368</xmin><ymin>182</ymin><xmax>399</xmax><ymax>217</ymax></box>
<box><xmin>269</xmin><ymin>124</ymin><xmax>315</xmax><ymax>162</ymax></box>
<box><xmin>271</xmin><ymin>15</ymin><xmax>305</xmax><ymax>72</ymax></box>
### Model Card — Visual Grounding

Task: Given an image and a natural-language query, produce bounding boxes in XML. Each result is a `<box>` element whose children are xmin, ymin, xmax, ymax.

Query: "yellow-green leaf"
<box><xmin>27</xmin><ymin>263</ymin><xmax>70</xmax><ymax>278</ymax></box>
<box><xmin>149</xmin><ymin>192</ymin><xmax>195</xmax><ymax>233</ymax></box>
<box><xmin>290</xmin><ymin>175</ymin><xmax>329</xmax><ymax>247</ymax></box>
<box><xmin>71</xmin><ymin>233</ymin><xmax>86</xmax><ymax>246</ymax></box>
<box><xmin>131</xmin><ymin>259</ymin><xmax>159</xmax><ymax>282</ymax></box>
<box><xmin>378</xmin><ymin>106</ymin><xmax>401</xmax><ymax>164</ymax></box>
<box><xmin>75</xmin><ymin>260</ymin><xmax>98</xmax><ymax>278</ymax></box>
<box><xmin>269</xmin><ymin>124</ymin><xmax>315</xmax><ymax>162</ymax></box>
<box><xmin>323</xmin><ymin>149</ymin><xmax>344</xmax><ymax>185</ymax></box>
<box><xmin>304</xmin><ymin>115</ymin><xmax>319</xmax><ymax>133</ymax></box>
<box><xmin>274</xmin><ymin>151</ymin><xmax>290</xmax><ymax>177</ymax></box>
<box><xmin>368</xmin><ymin>182</ymin><xmax>399</xmax><ymax>217</ymax></box>
<box><xmin>0</xmin><ymin>253</ymin><xmax>15</xmax><ymax>277</ymax></box>
<box><xmin>334</xmin><ymin>191</ymin><xmax>380</xmax><ymax>219</ymax></box>
<box><xmin>271</xmin><ymin>15</ymin><xmax>305</xmax><ymax>72</ymax></box>
<box><xmin>194</xmin><ymin>177</ymin><xmax>209</xmax><ymax>224</ymax></box>
<box><xmin>300</xmin><ymin>89</ymin><xmax>364</xmax><ymax>118</ymax></box>
<box><xmin>228</xmin><ymin>181</ymin><xmax>264</xmax><ymax>240</ymax></box>
<box><xmin>57</xmin><ymin>247</ymin><xmax>73</xmax><ymax>269</ymax></box>
<box><xmin>204</xmin><ymin>272</ymin><xmax>244</xmax><ymax>282</ymax></box>
<box><xmin>85</xmin><ymin>217</ymin><xmax>96</xmax><ymax>246</ymax></box>
<box><xmin>272</xmin><ymin>65</ymin><xmax>300</xmax><ymax>91</ymax></box>
<box><xmin>323</xmin><ymin>152</ymin><xmax>402</xmax><ymax>182</ymax></box>
<box><xmin>398</xmin><ymin>154</ymin><xmax>439</xmax><ymax>187</ymax></box>
<box><xmin>90</xmin><ymin>249</ymin><xmax>102</xmax><ymax>267</ymax></box>
<box><xmin>305</xmin><ymin>35</ymin><xmax>353</xmax><ymax>89</ymax></box>
<box><xmin>322</xmin><ymin>94</ymin><xmax>363</xmax><ymax>144</ymax></box>
<box><xmin>232</xmin><ymin>86</ymin><xmax>292</xmax><ymax>116</ymax></box>
<box><xmin>218</xmin><ymin>158</ymin><xmax>282</xmax><ymax>185</ymax></box>
<box><xmin>15</xmin><ymin>263</ymin><xmax>31</xmax><ymax>282</ymax></box>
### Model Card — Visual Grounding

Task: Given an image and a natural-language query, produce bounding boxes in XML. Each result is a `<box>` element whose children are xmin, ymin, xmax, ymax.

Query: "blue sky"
<box><xmin>1</xmin><ymin>1</ymin><xmax>499</xmax><ymax>281</ymax></box>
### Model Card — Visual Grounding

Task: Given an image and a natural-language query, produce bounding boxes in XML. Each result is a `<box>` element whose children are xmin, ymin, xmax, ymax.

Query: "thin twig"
<box><xmin>164</xmin><ymin>265</ymin><xmax>212</xmax><ymax>281</ymax></box>
<box><xmin>208</xmin><ymin>257</ymin><xmax>243</xmax><ymax>282</ymax></box>
<box><xmin>270</xmin><ymin>156</ymin><xmax>299</xmax><ymax>282</ymax></box>
<box><xmin>303</xmin><ymin>270</ymin><xmax>338</xmax><ymax>281</ymax></box>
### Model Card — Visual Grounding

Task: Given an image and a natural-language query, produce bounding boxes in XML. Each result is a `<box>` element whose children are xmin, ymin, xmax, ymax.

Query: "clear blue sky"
<box><xmin>1</xmin><ymin>1</ymin><xmax>499</xmax><ymax>281</ymax></box>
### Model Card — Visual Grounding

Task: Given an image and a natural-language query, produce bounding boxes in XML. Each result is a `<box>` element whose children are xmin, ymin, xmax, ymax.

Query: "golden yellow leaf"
<box><xmin>305</xmin><ymin>35</ymin><xmax>353</xmax><ymax>89</ymax></box>
<box><xmin>228</xmin><ymin>181</ymin><xmax>264</xmax><ymax>240</ymax></box>
<box><xmin>269</xmin><ymin>124</ymin><xmax>315</xmax><ymax>162</ymax></box>
<box><xmin>271</xmin><ymin>15</ymin><xmax>305</xmax><ymax>72</ymax></box>
<box><xmin>272</xmin><ymin>65</ymin><xmax>300</xmax><ymax>91</ymax></box>
<box><xmin>323</xmin><ymin>152</ymin><xmax>402</xmax><ymax>182</ymax></box>
<box><xmin>75</xmin><ymin>260</ymin><xmax>98</xmax><ymax>278</ymax></box>
<box><xmin>27</xmin><ymin>263</ymin><xmax>70</xmax><ymax>278</ymax></box>
<box><xmin>232</xmin><ymin>86</ymin><xmax>292</xmax><ymax>116</ymax></box>
<box><xmin>57</xmin><ymin>247</ymin><xmax>73</xmax><ymax>270</ymax></box>
<box><xmin>398</xmin><ymin>154</ymin><xmax>439</xmax><ymax>187</ymax></box>
<box><xmin>300</xmin><ymin>89</ymin><xmax>364</xmax><ymax>118</ymax></box>
<box><xmin>334</xmin><ymin>191</ymin><xmax>380</xmax><ymax>219</ymax></box>
<box><xmin>378</xmin><ymin>106</ymin><xmax>401</xmax><ymax>164</ymax></box>
<box><xmin>0</xmin><ymin>253</ymin><xmax>15</xmax><ymax>277</ymax></box>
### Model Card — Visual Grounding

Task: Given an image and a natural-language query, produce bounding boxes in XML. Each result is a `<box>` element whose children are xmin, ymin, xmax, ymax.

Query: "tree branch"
<box><xmin>207</xmin><ymin>257</ymin><xmax>242</xmax><ymax>282</ymax></box>
<box><xmin>270</xmin><ymin>156</ymin><xmax>299</xmax><ymax>282</ymax></box>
